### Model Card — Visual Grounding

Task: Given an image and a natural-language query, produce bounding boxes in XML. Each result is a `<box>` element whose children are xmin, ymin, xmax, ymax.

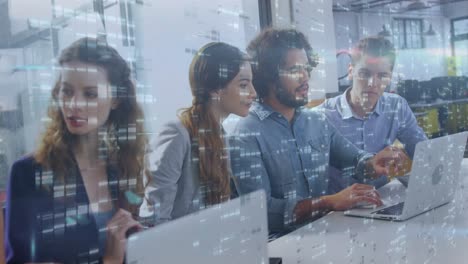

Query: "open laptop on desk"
<box><xmin>126</xmin><ymin>190</ymin><xmax>268</xmax><ymax>264</ymax></box>
<box><xmin>345</xmin><ymin>131</ymin><xmax>468</xmax><ymax>221</ymax></box>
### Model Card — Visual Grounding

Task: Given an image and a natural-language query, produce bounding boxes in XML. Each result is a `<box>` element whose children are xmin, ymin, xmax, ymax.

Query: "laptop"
<box><xmin>126</xmin><ymin>190</ymin><xmax>269</xmax><ymax>264</ymax></box>
<box><xmin>345</xmin><ymin>131</ymin><xmax>468</xmax><ymax>221</ymax></box>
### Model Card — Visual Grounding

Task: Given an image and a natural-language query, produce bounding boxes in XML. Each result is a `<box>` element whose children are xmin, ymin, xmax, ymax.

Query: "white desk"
<box><xmin>269</xmin><ymin>159</ymin><xmax>468</xmax><ymax>264</ymax></box>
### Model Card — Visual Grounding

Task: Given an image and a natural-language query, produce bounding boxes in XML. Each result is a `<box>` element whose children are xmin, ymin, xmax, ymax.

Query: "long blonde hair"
<box><xmin>34</xmin><ymin>37</ymin><xmax>148</xmax><ymax>215</ymax></box>
<box><xmin>179</xmin><ymin>42</ymin><xmax>247</xmax><ymax>205</ymax></box>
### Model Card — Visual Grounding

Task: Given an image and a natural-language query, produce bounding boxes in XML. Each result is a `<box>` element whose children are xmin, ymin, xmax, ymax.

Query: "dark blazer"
<box><xmin>4</xmin><ymin>156</ymin><xmax>119</xmax><ymax>263</ymax></box>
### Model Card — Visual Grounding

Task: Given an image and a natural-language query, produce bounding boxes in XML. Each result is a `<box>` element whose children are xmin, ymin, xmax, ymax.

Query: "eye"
<box><xmin>60</xmin><ymin>86</ymin><xmax>73</xmax><ymax>97</ymax></box>
<box><xmin>358</xmin><ymin>70</ymin><xmax>371</xmax><ymax>79</ymax></box>
<box><xmin>85</xmin><ymin>90</ymin><xmax>98</xmax><ymax>99</ymax></box>
<box><xmin>240</xmin><ymin>82</ymin><xmax>249</xmax><ymax>89</ymax></box>
<box><xmin>378</xmin><ymin>73</ymin><xmax>391</xmax><ymax>79</ymax></box>
<box><xmin>289</xmin><ymin>66</ymin><xmax>302</xmax><ymax>74</ymax></box>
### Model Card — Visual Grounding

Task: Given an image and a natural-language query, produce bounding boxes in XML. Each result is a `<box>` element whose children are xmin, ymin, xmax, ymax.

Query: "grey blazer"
<box><xmin>140</xmin><ymin>120</ymin><xmax>204</xmax><ymax>225</ymax></box>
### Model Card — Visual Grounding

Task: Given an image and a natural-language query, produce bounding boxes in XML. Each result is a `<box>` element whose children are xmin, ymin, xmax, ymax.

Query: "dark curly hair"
<box><xmin>246</xmin><ymin>28</ymin><xmax>318</xmax><ymax>99</ymax></box>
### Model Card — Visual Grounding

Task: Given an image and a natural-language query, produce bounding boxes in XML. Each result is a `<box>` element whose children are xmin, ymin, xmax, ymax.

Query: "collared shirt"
<box><xmin>318</xmin><ymin>90</ymin><xmax>428</xmax><ymax>189</ymax></box>
<box><xmin>320</xmin><ymin>90</ymin><xmax>427</xmax><ymax>158</ymax></box>
<box><xmin>229</xmin><ymin>102</ymin><xmax>372</xmax><ymax>234</ymax></box>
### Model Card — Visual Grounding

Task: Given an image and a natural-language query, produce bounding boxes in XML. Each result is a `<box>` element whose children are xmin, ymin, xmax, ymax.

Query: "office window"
<box><xmin>452</xmin><ymin>17</ymin><xmax>468</xmax><ymax>36</ymax></box>
<box><xmin>392</xmin><ymin>18</ymin><xmax>424</xmax><ymax>49</ymax></box>
<box><xmin>258</xmin><ymin>0</ymin><xmax>272</xmax><ymax>29</ymax></box>
<box><xmin>451</xmin><ymin>16</ymin><xmax>468</xmax><ymax>76</ymax></box>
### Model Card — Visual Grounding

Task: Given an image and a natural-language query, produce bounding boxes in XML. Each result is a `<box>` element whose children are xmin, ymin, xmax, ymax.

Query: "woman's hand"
<box><xmin>103</xmin><ymin>209</ymin><xmax>144</xmax><ymax>264</ymax></box>
<box><xmin>322</xmin><ymin>183</ymin><xmax>383</xmax><ymax>211</ymax></box>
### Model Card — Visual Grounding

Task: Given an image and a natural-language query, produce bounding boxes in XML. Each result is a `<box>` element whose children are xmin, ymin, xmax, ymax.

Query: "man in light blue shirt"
<box><xmin>319</xmin><ymin>37</ymin><xmax>427</xmax><ymax>190</ymax></box>
<box><xmin>230</xmin><ymin>29</ymin><xmax>404</xmax><ymax>235</ymax></box>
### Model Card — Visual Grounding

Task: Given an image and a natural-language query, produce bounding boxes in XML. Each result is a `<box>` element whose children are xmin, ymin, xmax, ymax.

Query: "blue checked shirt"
<box><xmin>229</xmin><ymin>102</ymin><xmax>373</xmax><ymax>233</ymax></box>
<box><xmin>318</xmin><ymin>90</ymin><xmax>428</xmax><ymax>189</ymax></box>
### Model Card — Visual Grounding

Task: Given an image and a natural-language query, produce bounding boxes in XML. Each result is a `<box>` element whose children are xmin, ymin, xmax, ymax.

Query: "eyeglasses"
<box><xmin>356</xmin><ymin>69</ymin><xmax>392</xmax><ymax>82</ymax></box>
<box><xmin>279</xmin><ymin>64</ymin><xmax>314</xmax><ymax>80</ymax></box>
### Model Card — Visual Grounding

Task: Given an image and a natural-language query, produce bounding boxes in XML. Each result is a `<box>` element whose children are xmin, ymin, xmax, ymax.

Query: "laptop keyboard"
<box><xmin>372</xmin><ymin>202</ymin><xmax>404</xmax><ymax>215</ymax></box>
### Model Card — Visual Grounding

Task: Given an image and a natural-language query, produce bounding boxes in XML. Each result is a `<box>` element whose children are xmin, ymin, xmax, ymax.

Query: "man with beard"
<box><xmin>319</xmin><ymin>37</ymin><xmax>427</xmax><ymax>191</ymax></box>
<box><xmin>229</xmin><ymin>28</ymin><xmax>404</xmax><ymax>235</ymax></box>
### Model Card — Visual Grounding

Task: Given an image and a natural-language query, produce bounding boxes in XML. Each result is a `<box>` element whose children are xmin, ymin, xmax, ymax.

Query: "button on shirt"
<box><xmin>318</xmin><ymin>90</ymin><xmax>428</xmax><ymax>189</ymax></box>
<box><xmin>229</xmin><ymin>102</ymin><xmax>372</xmax><ymax>233</ymax></box>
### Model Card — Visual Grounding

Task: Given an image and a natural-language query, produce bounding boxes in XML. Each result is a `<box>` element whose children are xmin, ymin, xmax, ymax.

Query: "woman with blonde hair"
<box><xmin>141</xmin><ymin>42</ymin><xmax>256</xmax><ymax>223</ymax></box>
<box><xmin>5</xmin><ymin>37</ymin><xmax>149</xmax><ymax>263</ymax></box>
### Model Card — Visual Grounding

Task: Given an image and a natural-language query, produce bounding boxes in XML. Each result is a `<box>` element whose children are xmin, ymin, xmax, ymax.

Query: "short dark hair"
<box><xmin>351</xmin><ymin>36</ymin><xmax>396</xmax><ymax>68</ymax></box>
<box><xmin>247</xmin><ymin>28</ymin><xmax>318</xmax><ymax>99</ymax></box>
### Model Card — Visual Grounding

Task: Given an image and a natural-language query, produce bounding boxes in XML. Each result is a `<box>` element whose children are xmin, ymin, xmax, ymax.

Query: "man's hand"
<box><xmin>322</xmin><ymin>183</ymin><xmax>383</xmax><ymax>211</ymax></box>
<box><xmin>369</xmin><ymin>146</ymin><xmax>406</xmax><ymax>177</ymax></box>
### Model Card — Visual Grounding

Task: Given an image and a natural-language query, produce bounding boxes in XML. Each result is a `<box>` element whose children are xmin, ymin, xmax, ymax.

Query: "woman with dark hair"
<box><xmin>5</xmin><ymin>37</ymin><xmax>150</xmax><ymax>263</ymax></box>
<box><xmin>140</xmin><ymin>42</ymin><xmax>256</xmax><ymax>223</ymax></box>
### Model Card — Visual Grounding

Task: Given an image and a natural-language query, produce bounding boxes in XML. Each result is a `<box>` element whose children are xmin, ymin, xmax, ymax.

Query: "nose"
<box><xmin>368</xmin><ymin>75</ymin><xmax>375</xmax><ymax>86</ymax></box>
<box><xmin>67</xmin><ymin>94</ymin><xmax>86</xmax><ymax>111</ymax></box>
<box><xmin>249</xmin><ymin>84</ymin><xmax>257</xmax><ymax>99</ymax></box>
<box><xmin>300</xmin><ymin>68</ymin><xmax>310</xmax><ymax>83</ymax></box>
<box><xmin>367</xmin><ymin>74</ymin><xmax>379</xmax><ymax>87</ymax></box>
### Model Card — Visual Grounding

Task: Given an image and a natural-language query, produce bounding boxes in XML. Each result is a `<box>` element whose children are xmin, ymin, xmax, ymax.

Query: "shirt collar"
<box><xmin>339</xmin><ymin>88</ymin><xmax>382</xmax><ymax>120</ymax></box>
<box><xmin>251</xmin><ymin>101</ymin><xmax>274</xmax><ymax>121</ymax></box>
<box><xmin>251</xmin><ymin>101</ymin><xmax>303</xmax><ymax>121</ymax></box>
<box><xmin>338</xmin><ymin>88</ymin><xmax>354</xmax><ymax>119</ymax></box>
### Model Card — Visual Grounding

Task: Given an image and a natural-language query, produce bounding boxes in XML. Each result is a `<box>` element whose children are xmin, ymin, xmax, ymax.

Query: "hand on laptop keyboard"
<box><xmin>353</xmin><ymin>201</ymin><xmax>379</xmax><ymax>209</ymax></box>
<box><xmin>324</xmin><ymin>183</ymin><xmax>383</xmax><ymax>210</ymax></box>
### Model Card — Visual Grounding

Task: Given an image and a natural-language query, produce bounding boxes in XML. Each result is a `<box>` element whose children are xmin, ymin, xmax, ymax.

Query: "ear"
<box><xmin>210</xmin><ymin>90</ymin><xmax>222</xmax><ymax>101</ymax></box>
<box><xmin>111</xmin><ymin>99</ymin><xmax>120</xmax><ymax>110</ymax></box>
<box><xmin>347</xmin><ymin>63</ymin><xmax>354</xmax><ymax>81</ymax></box>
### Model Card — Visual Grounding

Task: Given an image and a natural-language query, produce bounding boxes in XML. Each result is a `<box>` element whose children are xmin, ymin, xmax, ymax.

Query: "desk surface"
<box><xmin>268</xmin><ymin>159</ymin><xmax>468</xmax><ymax>264</ymax></box>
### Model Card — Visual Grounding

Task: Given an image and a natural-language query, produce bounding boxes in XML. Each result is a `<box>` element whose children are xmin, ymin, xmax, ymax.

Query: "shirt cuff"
<box><xmin>355</xmin><ymin>153</ymin><xmax>374</xmax><ymax>181</ymax></box>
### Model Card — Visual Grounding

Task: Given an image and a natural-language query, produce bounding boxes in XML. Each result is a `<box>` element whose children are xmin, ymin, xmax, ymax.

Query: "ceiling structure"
<box><xmin>332</xmin><ymin>0</ymin><xmax>468</xmax><ymax>13</ymax></box>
